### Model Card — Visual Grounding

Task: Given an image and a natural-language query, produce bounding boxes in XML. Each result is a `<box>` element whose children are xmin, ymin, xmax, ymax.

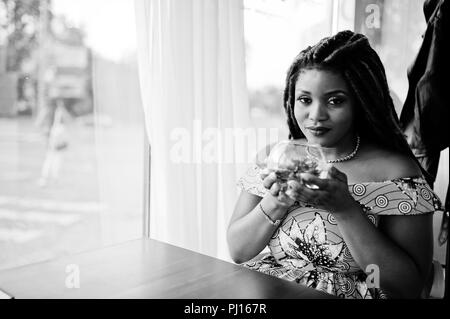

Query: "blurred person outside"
<box><xmin>36</xmin><ymin>67</ymin><xmax>73</xmax><ymax>187</ymax></box>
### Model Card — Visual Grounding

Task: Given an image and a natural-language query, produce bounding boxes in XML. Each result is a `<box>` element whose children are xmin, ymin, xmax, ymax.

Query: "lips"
<box><xmin>306</xmin><ymin>126</ymin><xmax>331</xmax><ymax>136</ymax></box>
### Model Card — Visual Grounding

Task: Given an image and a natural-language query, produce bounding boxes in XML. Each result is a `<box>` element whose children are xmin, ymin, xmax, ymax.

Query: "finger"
<box><xmin>287</xmin><ymin>179</ymin><xmax>302</xmax><ymax>192</ymax></box>
<box><xmin>269</xmin><ymin>182</ymin><xmax>281</xmax><ymax>197</ymax></box>
<box><xmin>299</xmin><ymin>173</ymin><xmax>328</xmax><ymax>190</ymax></box>
<box><xmin>259</xmin><ymin>167</ymin><xmax>271</xmax><ymax>180</ymax></box>
<box><xmin>285</xmin><ymin>188</ymin><xmax>299</xmax><ymax>200</ymax></box>
<box><xmin>328</xmin><ymin>166</ymin><xmax>348</xmax><ymax>183</ymax></box>
<box><xmin>263</xmin><ymin>172</ymin><xmax>278</xmax><ymax>189</ymax></box>
<box><xmin>295</xmin><ymin>193</ymin><xmax>321</xmax><ymax>207</ymax></box>
<box><xmin>277</xmin><ymin>191</ymin><xmax>289</xmax><ymax>202</ymax></box>
<box><xmin>296</xmin><ymin>183</ymin><xmax>327</xmax><ymax>202</ymax></box>
<box><xmin>278</xmin><ymin>191</ymin><xmax>295</xmax><ymax>206</ymax></box>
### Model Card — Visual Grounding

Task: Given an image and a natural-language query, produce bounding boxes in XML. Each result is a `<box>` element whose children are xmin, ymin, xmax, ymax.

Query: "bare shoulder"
<box><xmin>358</xmin><ymin>143</ymin><xmax>421</xmax><ymax>181</ymax></box>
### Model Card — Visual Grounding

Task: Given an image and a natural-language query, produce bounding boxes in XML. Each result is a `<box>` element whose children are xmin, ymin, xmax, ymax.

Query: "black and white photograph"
<box><xmin>0</xmin><ymin>0</ymin><xmax>448</xmax><ymax>306</ymax></box>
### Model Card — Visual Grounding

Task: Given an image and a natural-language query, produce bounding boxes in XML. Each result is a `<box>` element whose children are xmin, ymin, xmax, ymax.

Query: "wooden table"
<box><xmin>0</xmin><ymin>238</ymin><xmax>335</xmax><ymax>299</ymax></box>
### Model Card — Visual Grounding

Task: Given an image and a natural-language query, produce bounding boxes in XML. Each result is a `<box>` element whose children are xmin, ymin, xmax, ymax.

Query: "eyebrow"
<box><xmin>295</xmin><ymin>89</ymin><xmax>348</xmax><ymax>95</ymax></box>
<box><xmin>324</xmin><ymin>90</ymin><xmax>348</xmax><ymax>95</ymax></box>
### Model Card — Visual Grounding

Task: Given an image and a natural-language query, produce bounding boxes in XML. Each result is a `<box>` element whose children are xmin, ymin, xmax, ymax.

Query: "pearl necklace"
<box><xmin>307</xmin><ymin>135</ymin><xmax>361</xmax><ymax>163</ymax></box>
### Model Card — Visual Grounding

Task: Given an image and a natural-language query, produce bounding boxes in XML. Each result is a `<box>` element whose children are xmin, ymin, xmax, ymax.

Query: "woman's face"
<box><xmin>294</xmin><ymin>68</ymin><xmax>356</xmax><ymax>148</ymax></box>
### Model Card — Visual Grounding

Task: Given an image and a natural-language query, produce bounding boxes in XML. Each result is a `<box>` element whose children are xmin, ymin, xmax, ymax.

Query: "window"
<box><xmin>0</xmin><ymin>0</ymin><xmax>145</xmax><ymax>270</ymax></box>
<box><xmin>353</xmin><ymin>0</ymin><xmax>426</xmax><ymax>114</ymax></box>
<box><xmin>243</xmin><ymin>0</ymin><xmax>426</xmax><ymax>124</ymax></box>
<box><xmin>244</xmin><ymin>0</ymin><xmax>336</xmax><ymax>140</ymax></box>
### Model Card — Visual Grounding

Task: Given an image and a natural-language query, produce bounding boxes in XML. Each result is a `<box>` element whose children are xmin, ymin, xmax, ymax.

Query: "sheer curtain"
<box><xmin>134</xmin><ymin>0</ymin><xmax>250</xmax><ymax>260</ymax></box>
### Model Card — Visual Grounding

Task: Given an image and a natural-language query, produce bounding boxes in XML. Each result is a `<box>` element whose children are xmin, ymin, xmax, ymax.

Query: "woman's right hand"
<box><xmin>261</xmin><ymin>171</ymin><xmax>301</xmax><ymax>208</ymax></box>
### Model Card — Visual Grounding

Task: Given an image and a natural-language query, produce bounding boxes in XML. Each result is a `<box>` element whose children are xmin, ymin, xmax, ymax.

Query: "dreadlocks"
<box><xmin>283</xmin><ymin>30</ymin><xmax>414</xmax><ymax>160</ymax></box>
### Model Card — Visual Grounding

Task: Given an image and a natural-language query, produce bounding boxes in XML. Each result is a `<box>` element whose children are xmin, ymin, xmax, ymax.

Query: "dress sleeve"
<box><xmin>352</xmin><ymin>177</ymin><xmax>443</xmax><ymax>216</ymax></box>
<box><xmin>236</xmin><ymin>164</ymin><xmax>268</xmax><ymax>197</ymax></box>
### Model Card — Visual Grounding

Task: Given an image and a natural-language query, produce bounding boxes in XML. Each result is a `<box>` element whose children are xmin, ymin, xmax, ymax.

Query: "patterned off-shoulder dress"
<box><xmin>237</xmin><ymin>164</ymin><xmax>442</xmax><ymax>299</ymax></box>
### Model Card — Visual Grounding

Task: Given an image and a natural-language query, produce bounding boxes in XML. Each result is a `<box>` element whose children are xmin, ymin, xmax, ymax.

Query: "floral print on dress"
<box><xmin>237</xmin><ymin>164</ymin><xmax>443</xmax><ymax>299</ymax></box>
<box><xmin>277</xmin><ymin>214</ymin><xmax>344</xmax><ymax>272</ymax></box>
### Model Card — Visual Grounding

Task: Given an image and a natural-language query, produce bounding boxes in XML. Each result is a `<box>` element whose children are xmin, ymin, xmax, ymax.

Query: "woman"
<box><xmin>227</xmin><ymin>31</ymin><xmax>442</xmax><ymax>299</ymax></box>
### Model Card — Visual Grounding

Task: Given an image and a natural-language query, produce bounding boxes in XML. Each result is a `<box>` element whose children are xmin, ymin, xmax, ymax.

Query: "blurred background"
<box><xmin>0</xmin><ymin>0</ymin><xmax>145</xmax><ymax>270</ymax></box>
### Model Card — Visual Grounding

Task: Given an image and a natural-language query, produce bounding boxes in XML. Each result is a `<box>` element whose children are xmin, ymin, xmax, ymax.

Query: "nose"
<box><xmin>308</xmin><ymin>101</ymin><xmax>328</xmax><ymax>122</ymax></box>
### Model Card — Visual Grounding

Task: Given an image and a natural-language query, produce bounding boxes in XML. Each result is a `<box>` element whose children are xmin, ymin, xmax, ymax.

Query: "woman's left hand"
<box><xmin>287</xmin><ymin>166</ymin><xmax>360</xmax><ymax>215</ymax></box>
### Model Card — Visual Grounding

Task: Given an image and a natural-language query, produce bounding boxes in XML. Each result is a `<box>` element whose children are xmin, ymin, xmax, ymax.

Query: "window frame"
<box><xmin>143</xmin><ymin>130</ymin><xmax>151</xmax><ymax>238</ymax></box>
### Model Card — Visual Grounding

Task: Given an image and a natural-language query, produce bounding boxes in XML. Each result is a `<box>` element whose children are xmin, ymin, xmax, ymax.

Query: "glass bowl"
<box><xmin>257</xmin><ymin>140</ymin><xmax>330</xmax><ymax>189</ymax></box>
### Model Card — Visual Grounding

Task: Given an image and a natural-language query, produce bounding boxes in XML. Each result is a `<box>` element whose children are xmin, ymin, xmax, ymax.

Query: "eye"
<box><xmin>297</xmin><ymin>96</ymin><xmax>311</xmax><ymax>105</ymax></box>
<box><xmin>328</xmin><ymin>97</ymin><xmax>344</xmax><ymax>105</ymax></box>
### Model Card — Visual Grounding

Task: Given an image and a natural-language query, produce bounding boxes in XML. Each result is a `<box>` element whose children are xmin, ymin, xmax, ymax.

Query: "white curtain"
<box><xmin>134</xmin><ymin>0</ymin><xmax>250</xmax><ymax>260</ymax></box>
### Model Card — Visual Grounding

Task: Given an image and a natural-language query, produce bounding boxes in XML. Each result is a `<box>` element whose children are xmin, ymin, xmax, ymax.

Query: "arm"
<box><xmin>333</xmin><ymin>205</ymin><xmax>433</xmax><ymax>298</ymax></box>
<box><xmin>297</xmin><ymin>165</ymin><xmax>434</xmax><ymax>298</ymax></box>
<box><xmin>226</xmin><ymin>191</ymin><xmax>288</xmax><ymax>264</ymax></box>
<box><xmin>227</xmin><ymin>155</ymin><xmax>303</xmax><ymax>263</ymax></box>
<box><xmin>228</xmin><ymin>144</ymin><xmax>294</xmax><ymax>263</ymax></box>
